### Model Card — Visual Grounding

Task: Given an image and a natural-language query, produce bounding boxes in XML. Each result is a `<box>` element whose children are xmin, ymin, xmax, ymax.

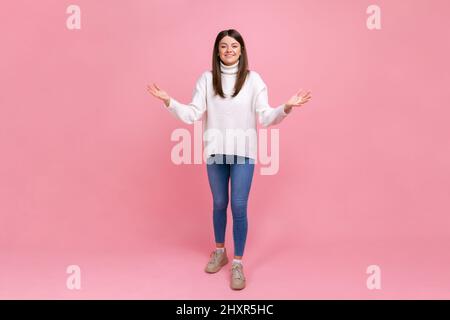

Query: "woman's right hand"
<box><xmin>147</xmin><ymin>83</ymin><xmax>171</xmax><ymax>107</ymax></box>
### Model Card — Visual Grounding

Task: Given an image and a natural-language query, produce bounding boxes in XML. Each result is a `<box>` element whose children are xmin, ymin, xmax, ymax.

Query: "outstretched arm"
<box><xmin>147</xmin><ymin>73</ymin><xmax>207</xmax><ymax>125</ymax></box>
<box><xmin>254</xmin><ymin>86</ymin><xmax>289</xmax><ymax>127</ymax></box>
<box><xmin>253</xmin><ymin>72</ymin><xmax>312</xmax><ymax>127</ymax></box>
<box><xmin>255</xmin><ymin>86</ymin><xmax>312</xmax><ymax>127</ymax></box>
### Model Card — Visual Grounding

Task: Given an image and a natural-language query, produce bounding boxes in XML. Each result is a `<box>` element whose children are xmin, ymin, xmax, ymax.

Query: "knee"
<box><xmin>231</xmin><ymin>198</ymin><xmax>248</xmax><ymax>218</ymax></box>
<box><xmin>213</xmin><ymin>197</ymin><xmax>228</xmax><ymax>211</ymax></box>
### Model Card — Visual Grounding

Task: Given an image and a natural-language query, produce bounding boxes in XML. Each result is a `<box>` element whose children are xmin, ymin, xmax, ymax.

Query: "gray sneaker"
<box><xmin>230</xmin><ymin>262</ymin><xmax>246</xmax><ymax>290</ymax></box>
<box><xmin>205</xmin><ymin>248</ymin><xmax>229</xmax><ymax>273</ymax></box>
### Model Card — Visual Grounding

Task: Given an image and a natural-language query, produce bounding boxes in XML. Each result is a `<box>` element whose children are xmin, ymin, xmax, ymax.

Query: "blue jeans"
<box><xmin>206</xmin><ymin>154</ymin><xmax>255</xmax><ymax>257</ymax></box>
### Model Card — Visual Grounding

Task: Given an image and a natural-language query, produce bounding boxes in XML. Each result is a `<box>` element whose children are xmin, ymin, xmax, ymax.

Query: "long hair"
<box><xmin>211</xmin><ymin>29</ymin><xmax>249</xmax><ymax>99</ymax></box>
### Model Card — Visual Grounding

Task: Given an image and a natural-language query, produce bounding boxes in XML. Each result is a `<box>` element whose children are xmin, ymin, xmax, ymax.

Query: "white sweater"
<box><xmin>164</xmin><ymin>60</ymin><xmax>289</xmax><ymax>160</ymax></box>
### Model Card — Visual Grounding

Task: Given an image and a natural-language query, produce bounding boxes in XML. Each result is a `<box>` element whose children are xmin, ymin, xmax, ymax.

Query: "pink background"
<box><xmin>1</xmin><ymin>0</ymin><xmax>450</xmax><ymax>299</ymax></box>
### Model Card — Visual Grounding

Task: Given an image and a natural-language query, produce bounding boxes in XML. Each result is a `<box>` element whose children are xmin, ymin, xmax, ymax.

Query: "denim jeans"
<box><xmin>206</xmin><ymin>154</ymin><xmax>255</xmax><ymax>257</ymax></box>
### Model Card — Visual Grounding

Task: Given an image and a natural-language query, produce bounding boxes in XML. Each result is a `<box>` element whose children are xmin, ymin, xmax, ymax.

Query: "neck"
<box><xmin>220</xmin><ymin>59</ymin><xmax>239</xmax><ymax>75</ymax></box>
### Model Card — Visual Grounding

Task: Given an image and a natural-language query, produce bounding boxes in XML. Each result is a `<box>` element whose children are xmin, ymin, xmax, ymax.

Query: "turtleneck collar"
<box><xmin>220</xmin><ymin>59</ymin><xmax>239</xmax><ymax>75</ymax></box>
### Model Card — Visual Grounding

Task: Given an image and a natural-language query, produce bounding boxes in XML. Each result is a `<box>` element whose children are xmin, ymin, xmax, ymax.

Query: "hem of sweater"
<box><xmin>204</xmin><ymin>151</ymin><xmax>257</xmax><ymax>161</ymax></box>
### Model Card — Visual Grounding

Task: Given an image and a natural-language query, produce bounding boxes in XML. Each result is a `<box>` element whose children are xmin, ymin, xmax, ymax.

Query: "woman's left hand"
<box><xmin>285</xmin><ymin>89</ymin><xmax>312</xmax><ymax>113</ymax></box>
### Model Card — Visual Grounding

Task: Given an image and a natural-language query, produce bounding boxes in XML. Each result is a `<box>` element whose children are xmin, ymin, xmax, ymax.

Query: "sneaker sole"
<box><xmin>230</xmin><ymin>282</ymin><xmax>246</xmax><ymax>290</ymax></box>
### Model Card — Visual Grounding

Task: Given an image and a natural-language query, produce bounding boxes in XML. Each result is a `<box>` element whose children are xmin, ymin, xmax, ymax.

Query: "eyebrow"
<box><xmin>219</xmin><ymin>42</ymin><xmax>239</xmax><ymax>45</ymax></box>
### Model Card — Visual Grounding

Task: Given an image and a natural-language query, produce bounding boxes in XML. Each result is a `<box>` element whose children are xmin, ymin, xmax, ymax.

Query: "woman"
<box><xmin>147</xmin><ymin>29</ymin><xmax>311</xmax><ymax>290</ymax></box>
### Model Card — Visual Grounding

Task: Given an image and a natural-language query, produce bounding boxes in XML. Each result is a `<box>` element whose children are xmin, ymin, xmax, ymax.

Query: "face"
<box><xmin>218</xmin><ymin>36</ymin><xmax>242</xmax><ymax>66</ymax></box>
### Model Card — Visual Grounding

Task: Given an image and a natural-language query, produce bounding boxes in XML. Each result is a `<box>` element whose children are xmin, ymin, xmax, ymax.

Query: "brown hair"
<box><xmin>211</xmin><ymin>29</ymin><xmax>249</xmax><ymax>98</ymax></box>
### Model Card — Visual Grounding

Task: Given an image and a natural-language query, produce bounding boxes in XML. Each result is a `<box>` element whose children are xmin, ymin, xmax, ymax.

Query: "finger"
<box><xmin>300</xmin><ymin>94</ymin><xmax>311</xmax><ymax>101</ymax></box>
<box><xmin>295</xmin><ymin>101</ymin><xmax>309</xmax><ymax>107</ymax></box>
<box><xmin>147</xmin><ymin>86</ymin><xmax>156</xmax><ymax>95</ymax></box>
<box><xmin>301</xmin><ymin>96</ymin><xmax>311</xmax><ymax>102</ymax></box>
<box><xmin>300</xmin><ymin>98</ymin><xmax>311</xmax><ymax>104</ymax></box>
<box><xmin>147</xmin><ymin>86</ymin><xmax>159</xmax><ymax>96</ymax></box>
<box><xmin>154</xmin><ymin>83</ymin><xmax>161</xmax><ymax>90</ymax></box>
<box><xmin>302</xmin><ymin>91</ymin><xmax>311</xmax><ymax>98</ymax></box>
<box><xmin>295</xmin><ymin>97</ymin><xmax>311</xmax><ymax>106</ymax></box>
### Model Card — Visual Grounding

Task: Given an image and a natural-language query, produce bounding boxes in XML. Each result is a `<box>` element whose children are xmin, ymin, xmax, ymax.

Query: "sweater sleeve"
<box><xmin>254</xmin><ymin>83</ymin><xmax>288</xmax><ymax>128</ymax></box>
<box><xmin>165</xmin><ymin>72</ymin><xmax>207</xmax><ymax>124</ymax></box>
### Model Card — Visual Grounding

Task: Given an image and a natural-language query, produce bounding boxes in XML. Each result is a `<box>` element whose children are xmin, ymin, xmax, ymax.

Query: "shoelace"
<box><xmin>208</xmin><ymin>251</ymin><xmax>220</xmax><ymax>265</ymax></box>
<box><xmin>231</xmin><ymin>263</ymin><xmax>244</xmax><ymax>280</ymax></box>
